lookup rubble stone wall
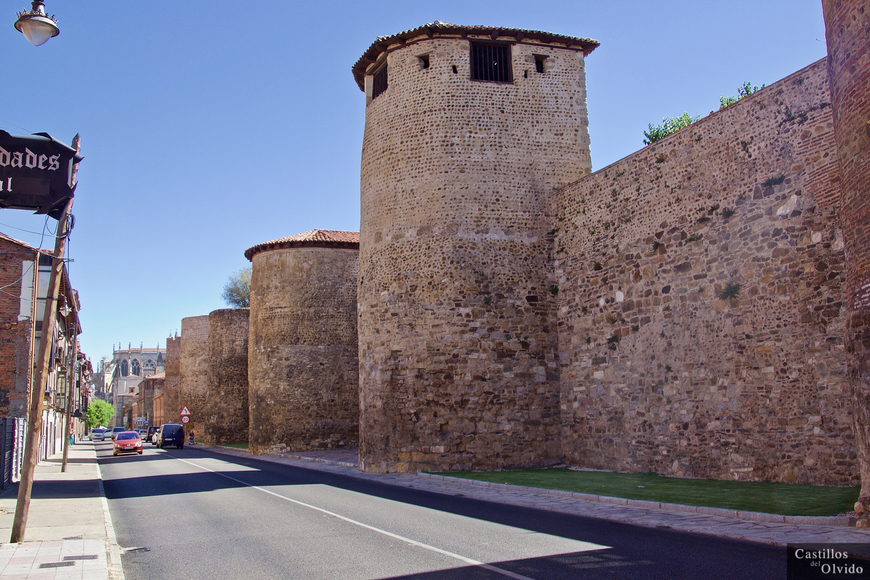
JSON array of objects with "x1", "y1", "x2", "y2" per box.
[
  {"x1": 205, "y1": 308, "x2": 249, "y2": 445},
  {"x1": 553, "y1": 58, "x2": 855, "y2": 485},
  {"x1": 163, "y1": 335, "x2": 181, "y2": 425},
  {"x1": 180, "y1": 315, "x2": 209, "y2": 440},
  {"x1": 248, "y1": 246, "x2": 359, "y2": 454},
  {"x1": 358, "y1": 34, "x2": 593, "y2": 473},
  {"x1": 823, "y1": 0, "x2": 870, "y2": 515}
]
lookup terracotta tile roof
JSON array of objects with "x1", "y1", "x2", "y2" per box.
[
  {"x1": 353, "y1": 21, "x2": 599, "y2": 90},
  {"x1": 245, "y1": 229, "x2": 360, "y2": 261}
]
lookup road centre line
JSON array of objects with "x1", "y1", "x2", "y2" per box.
[{"x1": 176, "y1": 457, "x2": 537, "y2": 580}]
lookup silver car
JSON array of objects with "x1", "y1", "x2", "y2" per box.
[{"x1": 90, "y1": 427, "x2": 106, "y2": 441}]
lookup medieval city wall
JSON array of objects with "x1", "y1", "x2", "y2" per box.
[
  {"x1": 163, "y1": 335, "x2": 181, "y2": 425},
  {"x1": 358, "y1": 32, "x2": 594, "y2": 473},
  {"x1": 553, "y1": 58, "x2": 856, "y2": 485},
  {"x1": 248, "y1": 245, "x2": 359, "y2": 454},
  {"x1": 205, "y1": 308, "x2": 249, "y2": 445},
  {"x1": 180, "y1": 315, "x2": 209, "y2": 440},
  {"x1": 823, "y1": 0, "x2": 870, "y2": 520}
]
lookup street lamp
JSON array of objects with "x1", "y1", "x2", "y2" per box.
[{"x1": 14, "y1": 1, "x2": 58, "y2": 46}]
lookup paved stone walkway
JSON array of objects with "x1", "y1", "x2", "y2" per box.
[{"x1": 0, "y1": 443, "x2": 123, "y2": 580}]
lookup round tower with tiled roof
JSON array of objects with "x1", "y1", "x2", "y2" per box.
[
  {"x1": 355, "y1": 23, "x2": 598, "y2": 473},
  {"x1": 246, "y1": 229, "x2": 360, "y2": 453}
]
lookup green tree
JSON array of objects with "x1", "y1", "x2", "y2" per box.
[
  {"x1": 222, "y1": 266, "x2": 251, "y2": 308},
  {"x1": 86, "y1": 399, "x2": 114, "y2": 428},
  {"x1": 643, "y1": 112, "x2": 700, "y2": 145},
  {"x1": 719, "y1": 81, "x2": 764, "y2": 110}
]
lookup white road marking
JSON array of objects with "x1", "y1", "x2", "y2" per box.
[{"x1": 176, "y1": 457, "x2": 537, "y2": 580}]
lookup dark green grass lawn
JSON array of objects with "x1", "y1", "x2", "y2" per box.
[{"x1": 439, "y1": 468, "x2": 859, "y2": 517}]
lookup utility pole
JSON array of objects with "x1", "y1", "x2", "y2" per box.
[{"x1": 10, "y1": 134, "x2": 79, "y2": 543}]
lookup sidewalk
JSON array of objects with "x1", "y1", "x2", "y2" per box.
[
  {"x1": 0, "y1": 443, "x2": 123, "y2": 580},
  {"x1": 2, "y1": 442, "x2": 869, "y2": 580}
]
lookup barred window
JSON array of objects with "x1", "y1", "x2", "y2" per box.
[
  {"x1": 372, "y1": 64, "x2": 388, "y2": 100},
  {"x1": 470, "y1": 42, "x2": 512, "y2": 83}
]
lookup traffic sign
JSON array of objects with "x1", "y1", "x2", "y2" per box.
[
  {"x1": 181, "y1": 416, "x2": 189, "y2": 424},
  {"x1": 180, "y1": 406, "x2": 191, "y2": 417}
]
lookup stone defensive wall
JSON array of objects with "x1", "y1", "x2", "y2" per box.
[
  {"x1": 823, "y1": 0, "x2": 870, "y2": 520},
  {"x1": 356, "y1": 23, "x2": 597, "y2": 473},
  {"x1": 163, "y1": 334, "x2": 181, "y2": 424},
  {"x1": 246, "y1": 230, "x2": 360, "y2": 454},
  {"x1": 205, "y1": 308, "x2": 249, "y2": 445},
  {"x1": 180, "y1": 315, "x2": 209, "y2": 440},
  {"x1": 552, "y1": 57, "x2": 855, "y2": 485}
]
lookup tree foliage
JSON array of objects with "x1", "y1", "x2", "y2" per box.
[
  {"x1": 222, "y1": 266, "x2": 251, "y2": 308},
  {"x1": 719, "y1": 81, "x2": 764, "y2": 110},
  {"x1": 643, "y1": 82, "x2": 766, "y2": 146},
  {"x1": 643, "y1": 112, "x2": 700, "y2": 145},
  {"x1": 86, "y1": 399, "x2": 114, "y2": 428}
]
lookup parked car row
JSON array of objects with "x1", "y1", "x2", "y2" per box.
[{"x1": 90, "y1": 423, "x2": 187, "y2": 456}]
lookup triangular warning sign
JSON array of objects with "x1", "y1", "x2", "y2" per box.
[{"x1": 180, "y1": 406, "x2": 191, "y2": 416}]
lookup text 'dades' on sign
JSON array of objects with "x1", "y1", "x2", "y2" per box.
[{"x1": 0, "y1": 130, "x2": 83, "y2": 219}]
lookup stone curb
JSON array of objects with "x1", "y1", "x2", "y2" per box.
[
  {"x1": 212, "y1": 446, "x2": 360, "y2": 468},
  {"x1": 276, "y1": 453, "x2": 358, "y2": 468},
  {"x1": 95, "y1": 458, "x2": 126, "y2": 580},
  {"x1": 416, "y1": 472, "x2": 856, "y2": 528}
]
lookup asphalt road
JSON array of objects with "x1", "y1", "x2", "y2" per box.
[{"x1": 97, "y1": 442, "x2": 787, "y2": 579}]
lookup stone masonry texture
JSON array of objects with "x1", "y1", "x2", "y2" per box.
[
  {"x1": 180, "y1": 315, "x2": 209, "y2": 440},
  {"x1": 248, "y1": 234, "x2": 359, "y2": 454},
  {"x1": 553, "y1": 58, "x2": 853, "y2": 485},
  {"x1": 205, "y1": 308, "x2": 249, "y2": 445},
  {"x1": 358, "y1": 26, "x2": 595, "y2": 473},
  {"x1": 823, "y1": 0, "x2": 870, "y2": 520},
  {"x1": 163, "y1": 335, "x2": 181, "y2": 426}
]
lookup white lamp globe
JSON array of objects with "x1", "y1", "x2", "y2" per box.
[{"x1": 15, "y1": 16, "x2": 59, "y2": 46}]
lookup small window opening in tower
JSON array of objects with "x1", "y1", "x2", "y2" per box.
[
  {"x1": 419, "y1": 54, "x2": 430, "y2": 69},
  {"x1": 372, "y1": 63, "x2": 388, "y2": 100},
  {"x1": 534, "y1": 54, "x2": 548, "y2": 73},
  {"x1": 470, "y1": 41, "x2": 513, "y2": 83},
  {"x1": 452, "y1": 65, "x2": 457, "y2": 74}
]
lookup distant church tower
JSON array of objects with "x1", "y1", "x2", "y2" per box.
[{"x1": 354, "y1": 22, "x2": 598, "y2": 473}]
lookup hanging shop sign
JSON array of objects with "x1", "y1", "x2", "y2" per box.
[{"x1": 0, "y1": 130, "x2": 83, "y2": 219}]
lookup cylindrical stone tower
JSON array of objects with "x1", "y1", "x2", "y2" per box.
[
  {"x1": 246, "y1": 230, "x2": 360, "y2": 454},
  {"x1": 180, "y1": 315, "x2": 209, "y2": 441},
  {"x1": 353, "y1": 22, "x2": 598, "y2": 473},
  {"x1": 205, "y1": 308, "x2": 249, "y2": 445},
  {"x1": 823, "y1": 0, "x2": 870, "y2": 527},
  {"x1": 163, "y1": 334, "x2": 181, "y2": 423}
]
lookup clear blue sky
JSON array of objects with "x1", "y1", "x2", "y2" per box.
[{"x1": 0, "y1": 0, "x2": 828, "y2": 365}]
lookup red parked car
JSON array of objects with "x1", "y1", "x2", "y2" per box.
[{"x1": 113, "y1": 431, "x2": 143, "y2": 456}]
